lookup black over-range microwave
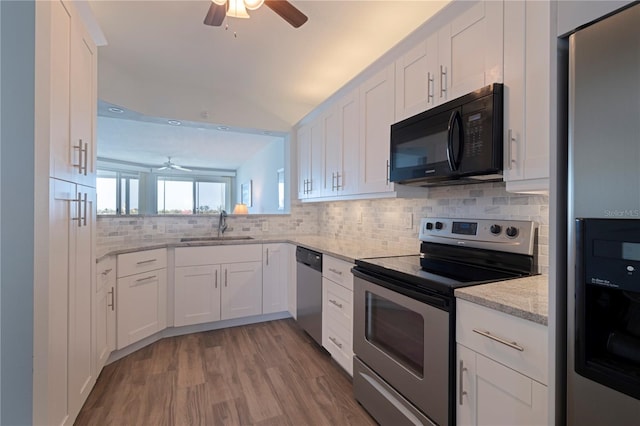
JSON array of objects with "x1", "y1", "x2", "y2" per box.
[{"x1": 390, "y1": 83, "x2": 503, "y2": 186}]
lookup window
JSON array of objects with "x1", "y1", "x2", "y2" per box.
[
  {"x1": 157, "y1": 177, "x2": 228, "y2": 215},
  {"x1": 97, "y1": 170, "x2": 118, "y2": 214}
]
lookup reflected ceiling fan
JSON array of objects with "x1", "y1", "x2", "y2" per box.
[
  {"x1": 157, "y1": 157, "x2": 192, "y2": 172},
  {"x1": 204, "y1": 0, "x2": 308, "y2": 28}
]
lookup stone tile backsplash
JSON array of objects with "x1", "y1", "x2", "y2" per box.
[{"x1": 97, "y1": 182, "x2": 549, "y2": 273}]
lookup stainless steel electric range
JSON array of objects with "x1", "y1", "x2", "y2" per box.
[{"x1": 351, "y1": 217, "x2": 538, "y2": 426}]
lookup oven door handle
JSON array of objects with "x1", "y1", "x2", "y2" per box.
[
  {"x1": 352, "y1": 267, "x2": 451, "y2": 310},
  {"x1": 446, "y1": 109, "x2": 463, "y2": 172}
]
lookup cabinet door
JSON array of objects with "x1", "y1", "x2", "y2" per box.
[
  {"x1": 174, "y1": 265, "x2": 221, "y2": 326},
  {"x1": 297, "y1": 125, "x2": 310, "y2": 199},
  {"x1": 95, "y1": 256, "x2": 115, "y2": 374},
  {"x1": 69, "y1": 18, "x2": 96, "y2": 187},
  {"x1": 117, "y1": 269, "x2": 167, "y2": 349},
  {"x1": 359, "y1": 64, "x2": 395, "y2": 194},
  {"x1": 221, "y1": 261, "x2": 263, "y2": 320},
  {"x1": 457, "y1": 344, "x2": 478, "y2": 426},
  {"x1": 338, "y1": 90, "x2": 360, "y2": 195},
  {"x1": 49, "y1": 0, "x2": 74, "y2": 182},
  {"x1": 308, "y1": 118, "x2": 324, "y2": 198},
  {"x1": 395, "y1": 40, "x2": 430, "y2": 120},
  {"x1": 440, "y1": 1, "x2": 504, "y2": 100},
  {"x1": 68, "y1": 185, "x2": 95, "y2": 417},
  {"x1": 48, "y1": 178, "x2": 73, "y2": 426},
  {"x1": 474, "y1": 352, "x2": 548, "y2": 425},
  {"x1": 263, "y1": 244, "x2": 289, "y2": 314},
  {"x1": 321, "y1": 106, "x2": 341, "y2": 197}
]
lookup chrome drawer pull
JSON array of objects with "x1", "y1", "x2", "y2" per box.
[
  {"x1": 329, "y1": 336, "x2": 343, "y2": 349},
  {"x1": 108, "y1": 287, "x2": 115, "y2": 311},
  {"x1": 329, "y1": 268, "x2": 343, "y2": 276},
  {"x1": 136, "y1": 259, "x2": 157, "y2": 265},
  {"x1": 459, "y1": 360, "x2": 467, "y2": 405},
  {"x1": 329, "y1": 299, "x2": 343, "y2": 309},
  {"x1": 135, "y1": 275, "x2": 157, "y2": 283},
  {"x1": 473, "y1": 329, "x2": 524, "y2": 352}
]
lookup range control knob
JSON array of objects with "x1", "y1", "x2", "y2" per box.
[
  {"x1": 505, "y1": 226, "x2": 519, "y2": 238},
  {"x1": 435, "y1": 221, "x2": 444, "y2": 230},
  {"x1": 426, "y1": 222, "x2": 434, "y2": 230},
  {"x1": 490, "y1": 224, "x2": 502, "y2": 235}
]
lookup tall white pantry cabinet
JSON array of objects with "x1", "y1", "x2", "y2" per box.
[{"x1": 33, "y1": 1, "x2": 99, "y2": 425}]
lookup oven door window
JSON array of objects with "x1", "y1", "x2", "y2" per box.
[{"x1": 365, "y1": 291, "x2": 424, "y2": 377}]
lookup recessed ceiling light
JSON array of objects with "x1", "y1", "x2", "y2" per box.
[
  {"x1": 262, "y1": 131, "x2": 272, "y2": 135},
  {"x1": 167, "y1": 120, "x2": 182, "y2": 126},
  {"x1": 217, "y1": 126, "x2": 230, "y2": 131},
  {"x1": 108, "y1": 107, "x2": 124, "y2": 113}
]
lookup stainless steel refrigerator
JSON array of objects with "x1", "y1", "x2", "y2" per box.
[{"x1": 566, "y1": 3, "x2": 640, "y2": 424}]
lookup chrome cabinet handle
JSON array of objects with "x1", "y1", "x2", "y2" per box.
[
  {"x1": 386, "y1": 160, "x2": 390, "y2": 185},
  {"x1": 329, "y1": 268, "x2": 343, "y2": 276},
  {"x1": 266, "y1": 248, "x2": 269, "y2": 266},
  {"x1": 135, "y1": 274, "x2": 157, "y2": 283},
  {"x1": 473, "y1": 328, "x2": 524, "y2": 352},
  {"x1": 427, "y1": 72, "x2": 434, "y2": 103},
  {"x1": 101, "y1": 268, "x2": 113, "y2": 276},
  {"x1": 73, "y1": 139, "x2": 88, "y2": 175},
  {"x1": 72, "y1": 192, "x2": 82, "y2": 227},
  {"x1": 459, "y1": 360, "x2": 467, "y2": 405},
  {"x1": 331, "y1": 172, "x2": 336, "y2": 191},
  {"x1": 329, "y1": 336, "x2": 343, "y2": 349},
  {"x1": 225, "y1": 269, "x2": 228, "y2": 287},
  {"x1": 136, "y1": 259, "x2": 157, "y2": 265},
  {"x1": 507, "y1": 129, "x2": 517, "y2": 170},
  {"x1": 82, "y1": 192, "x2": 88, "y2": 226},
  {"x1": 108, "y1": 287, "x2": 115, "y2": 311},
  {"x1": 440, "y1": 65, "x2": 447, "y2": 98},
  {"x1": 336, "y1": 172, "x2": 342, "y2": 190},
  {"x1": 215, "y1": 269, "x2": 218, "y2": 289},
  {"x1": 329, "y1": 299, "x2": 343, "y2": 309}
]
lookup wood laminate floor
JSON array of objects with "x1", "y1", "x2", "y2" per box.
[{"x1": 75, "y1": 318, "x2": 376, "y2": 426}]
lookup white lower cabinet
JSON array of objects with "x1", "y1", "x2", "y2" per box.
[
  {"x1": 456, "y1": 299, "x2": 548, "y2": 426},
  {"x1": 262, "y1": 243, "x2": 290, "y2": 315},
  {"x1": 116, "y1": 249, "x2": 168, "y2": 349},
  {"x1": 95, "y1": 256, "x2": 116, "y2": 373},
  {"x1": 322, "y1": 255, "x2": 354, "y2": 376},
  {"x1": 174, "y1": 245, "x2": 263, "y2": 326}
]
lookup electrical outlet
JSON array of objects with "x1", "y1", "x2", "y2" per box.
[
  {"x1": 262, "y1": 221, "x2": 269, "y2": 232},
  {"x1": 403, "y1": 213, "x2": 413, "y2": 229}
]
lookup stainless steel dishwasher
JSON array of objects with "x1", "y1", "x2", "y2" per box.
[{"x1": 295, "y1": 246, "x2": 323, "y2": 346}]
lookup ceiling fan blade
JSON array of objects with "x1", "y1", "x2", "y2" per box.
[
  {"x1": 157, "y1": 166, "x2": 169, "y2": 171},
  {"x1": 265, "y1": 1, "x2": 308, "y2": 28},
  {"x1": 204, "y1": 2, "x2": 226, "y2": 27},
  {"x1": 173, "y1": 165, "x2": 192, "y2": 172}
]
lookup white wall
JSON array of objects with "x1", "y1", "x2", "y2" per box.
[
  {"x1": 0, "y1": 1, "x2": 35, "y2": 423},
  {"x1": 236, "y1": 137, "x2": 285, "y2": 214}
]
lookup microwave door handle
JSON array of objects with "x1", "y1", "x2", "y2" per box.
[{"x1": 447, "y1": 110, "x2": 462, "y2": 171}]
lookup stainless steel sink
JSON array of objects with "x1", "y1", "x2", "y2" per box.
[{"x1": 180, "y1": 236, "x2": 254, "y2": 242}]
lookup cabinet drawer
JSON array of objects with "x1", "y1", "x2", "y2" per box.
[
  {"x1": 456, "y1": 299, "x2": 547, "y2": 385},
  {"x1": 322, "y1": 256, "x2": 354, "y2": 291},
  {"x1": 175, "y1": 244, "x2": 262, "y2": 267},
  {"x1": 325, "y1": 322, "x2": 354, "y2": 376},
  {"x1": 117, "y1": 249, "x2": 167, "y2": 278},
  {"x1": 324, "y1": 278, "x2": 353, "y2": 331}
]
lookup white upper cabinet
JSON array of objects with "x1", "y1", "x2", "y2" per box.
[
  {"x1": 297, "y1": 119, "x2": 323, "y2": 199},
  {"x1": 321, "y1": 89, "x2": 360, "y2": 197},
  {"x1": 395, "y1": 40, "x2": 431, "y2": 121},
  {"x1": 49, "y1": 0, "x2": 97, "y2": 186},
  {"x1": 358, "y1": 64, "x2": 396, "y2": 194},
  {"x1": 440, "y1": 1, "x2": 504, "y2": 100},
  {"x1": 503, "y1": 0, "x2": 554, "y2": 193}
]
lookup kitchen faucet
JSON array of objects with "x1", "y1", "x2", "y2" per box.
[{"x1": 217, "y1": 210, "x2": 228, "y2": 237}]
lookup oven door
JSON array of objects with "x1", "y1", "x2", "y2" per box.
[{"x1": 353, "y1": 271, "x2": 452, "y2": 426}]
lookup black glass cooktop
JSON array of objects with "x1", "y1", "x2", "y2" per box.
[{"x1": 354, "y1": 254, "x2": 524, "y2": 296}]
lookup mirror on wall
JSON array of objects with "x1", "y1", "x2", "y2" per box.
[{"x1": 96, "y1": 101, "x2": 290, "y2": 216}]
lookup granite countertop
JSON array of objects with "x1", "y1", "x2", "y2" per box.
[
  {"x1": 454, "y1": 275, "x2": 549, "y2": 326},
  {"x1": 96, "y1": 235, "x2": 416, "y2": 264}
]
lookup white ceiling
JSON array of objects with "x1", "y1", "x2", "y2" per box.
[{"x1": 89, "y1": 0, "x2": 450, "y2": 169}]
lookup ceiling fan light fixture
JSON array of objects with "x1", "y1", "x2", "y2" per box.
[
  {"x1": 227, "y1": 0, "x2": 250, "y2": 18},
  {"x1": 243, "y1": 0, "x2": 265, "y2": 11}
]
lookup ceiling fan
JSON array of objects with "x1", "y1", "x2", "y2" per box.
[
  {"x1": 157, "y1": 157, "x2": 192, "y2": 172},
  {"x1": 204, "y1": 0, "x2": 308, "y2": 28}
]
